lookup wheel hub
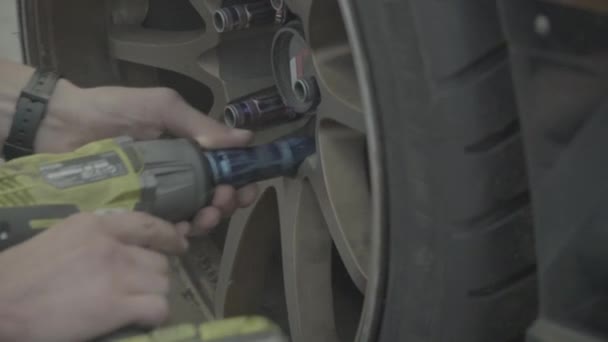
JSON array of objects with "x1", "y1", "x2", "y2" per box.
[{"x1": 271, "y1": 22, "x2": 320, "y2": 114}]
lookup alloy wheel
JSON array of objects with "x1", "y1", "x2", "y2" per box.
[{"x1": 19, "y1": 1, "x2": 385, "y2": 341}]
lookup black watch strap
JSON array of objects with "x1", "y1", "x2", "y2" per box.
[{"x1": 3, "y1": 69, "x2": 60, "y2": 161}]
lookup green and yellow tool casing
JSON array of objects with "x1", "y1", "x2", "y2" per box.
[
  {"x1": 108, "y1": 316, "x2": 287, "y2": 342},
  {"x1": 0, "y1": 137, "x2": 214, "y2": 250}
]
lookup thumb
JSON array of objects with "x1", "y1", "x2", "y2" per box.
[{"x1": 160, "y1": 93, "x2": 253, "y2": 149}]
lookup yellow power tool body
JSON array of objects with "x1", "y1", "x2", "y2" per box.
[
  {"x1": 108, "y1": 317, "x2": 286, "y2": 342},
  {"x1": 0, "y1": 135, "x2": 314, "y2": 250},
  {"x1": 0, "y1": 136, "x2": 310, "y2": 341},
  {"x1": 0, "y1": 136, "x2": 214, "y2": 250}
]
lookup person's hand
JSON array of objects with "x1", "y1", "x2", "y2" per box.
[
  {"x1": 0, "y1": 212, "x2": 189, "y2": 342},
  {"x1": 36, "y1": 81, "x2": 258, "y2": 234}
]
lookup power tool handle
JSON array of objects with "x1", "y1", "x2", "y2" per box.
[{"x1": 0, "y1": 205, "x2": 79, "y2": 251}]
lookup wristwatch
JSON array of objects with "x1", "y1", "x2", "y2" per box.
[{"x1": 3, "y1": 69, "x2": 60, "y2": 161}]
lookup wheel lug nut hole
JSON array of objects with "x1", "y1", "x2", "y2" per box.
[
  {"x1": 293, "y1": 77, "x2": 318, "y2": 105},
  {"x1": 293, "y1": 79, "x2": 308, "y2": 102}
]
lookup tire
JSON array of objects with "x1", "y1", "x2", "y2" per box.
[{"x1": 346, "y1": 1, "x2": 538, "y2": 341}]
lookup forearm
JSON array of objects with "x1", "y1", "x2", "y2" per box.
[{"x1": 0, "y1": 59, "x2": 81, "y2": 153}]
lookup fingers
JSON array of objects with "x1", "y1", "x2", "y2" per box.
[
  {"x1": 123, "y1": 246, "x2": 170, "y2": 275},
  {"x1": 212, "y1": 186, "x2": 238, "y2": 216},
  {"x1": 125, "y1": 295, "x2": 170, "y2": 327},
  {"x1": 175, "y1": 222, "x2": 191, "y2": 243},
  {"x1": 236, "y1": 184, "x2": 259, "y2": 208},
  {"x1": 120, "y1": 268, "x2": 170, "y2": 295},
  {"x1": 99, "y1": 212, "x2": 187, "y2": 255},
  {"x1": 191, "y1": 184, "x2": 260, "y2": 235},
  {"x1": 158, "y1": 91, "x2": 253, "y2": 149},
  {"x1": 192, "y1": 207, "x2": 221, "y2": 235},
  {"x1": 213, "y1": 184, "x2": 259, "y2": 213},
  {"x1": 115, "y1": 248, "x2": 172, "y2": 327}
]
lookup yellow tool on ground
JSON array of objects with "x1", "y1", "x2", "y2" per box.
[{"x1": 108, "y1": 316, "x2": 286, "y2": 342}]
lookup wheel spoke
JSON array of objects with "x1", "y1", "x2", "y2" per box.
[
  {"x1": 108, "y1": 26, "x2": 226, "y2": 114},
  {"x1": 306, "y1": 0, "x2": 371, "y2": 289},
  {"x1": 215, "y1": 181, "x2": 291, "y2": 334},
  {"x1": 311, "y1": 123, "x2": 371, "y2": 291},
  {"x1": 285, "y1": 0, "x2": 313, "y2": 36},
  {"x1": 316, "y1": 78, "x2": 366, "y2": 133},
  {"x1": 308, "y1": 0, "x2": 365, "y2": 133},
  {"x1": 109, "y1": 26, "x2": 217, "y2": 78},
  {"x1": 215, "y1": 156, "x2": 365, "y2": 342},
  {"x1": 279, "y1": 165, "x2": 339, "y2": 342},
  {"x1": 189, "y1": 0, "x2": 220, "y2": 29}
]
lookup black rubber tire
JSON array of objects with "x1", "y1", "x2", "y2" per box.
[{"x1": 349, "y1": 1, "x2": 538, "y2": 341}]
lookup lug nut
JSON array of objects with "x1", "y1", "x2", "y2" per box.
[
  {"x1": 293, "y1": 77, "x2": 319, "y2": 104},
  {"x1": 270, "y1": 0, "x2": 287, "y2": 24},
  {"x1": 274, "y1": 7, "x2": 287, "y2": 24},
  {"x1": 224, "y1": 91, "x2": 299, "y2": 129},
  {"x1": 213, "y1": 1, "x2": 275, "y2": 33},
  {"x1": 270, "y1": 0, "x2": 284, "y2": 10}
]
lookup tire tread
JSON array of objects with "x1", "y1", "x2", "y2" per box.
[{"x1": 352, "y1": 0, "x2": 538, "y2": 341}]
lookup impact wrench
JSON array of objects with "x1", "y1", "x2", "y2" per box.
[{"x1": 0, "y1": 135, "x2": 315, "y2": 250}]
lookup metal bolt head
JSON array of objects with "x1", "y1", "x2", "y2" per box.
[
  {"x1": 224, "y1": 91, "x2": 298, "y2": 129},
  {"x1": 213, "y1": 2, "x2": 274, "y2": 33},
  {"x1": 271, "y1": 0, "x2": 284, "y2": 11},
  {"x1": 293, "y1": 77, "x2": 319, "y2": 104}
]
